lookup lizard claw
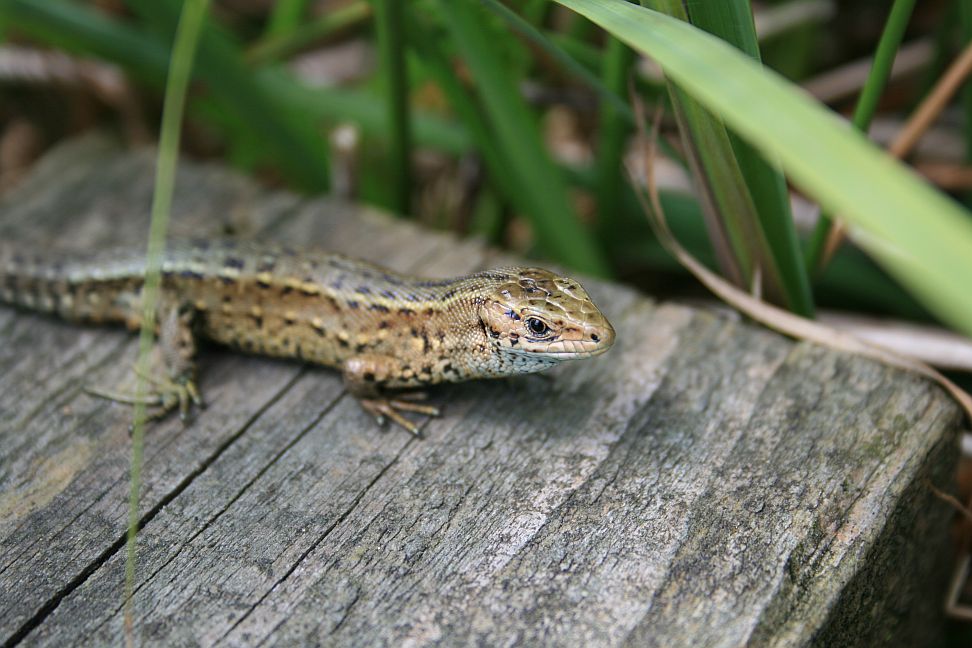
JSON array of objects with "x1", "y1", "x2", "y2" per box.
[
  {"x1": 86, "y1": 374, "x2": 203, "y2": 426},
  {"x1": 357, "y1": 396, "x2": 439, "y2": 437}
]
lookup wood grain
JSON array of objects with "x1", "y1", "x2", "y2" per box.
[{"x1": 0, "y1": 135, "x2": 961, "y2": 647}]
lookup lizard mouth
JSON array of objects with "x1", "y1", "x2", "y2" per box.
[
  {"x1": 540, "y1": 340, "x2": 613, "y2": 358},
  {"x1": 508, "y1": 331, "x2": 615, "y2": 359}
]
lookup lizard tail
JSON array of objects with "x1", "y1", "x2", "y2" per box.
[
  {"x1": 0, "y1": 241, "x2": 144, "y2": 325},
  {"x1": 0, "y1": 241, "x2": 73, "y2": 316}
]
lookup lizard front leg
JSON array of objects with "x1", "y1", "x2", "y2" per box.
[
  {"x1": 342, "y1": 354, "x2": 440, "y2": 436},
  {"x1": 88, "y1": 299, "x2": 203, "y2": 422},
  {"x1": 151, "y1": 300, "x2": 203, "y2": 419}
]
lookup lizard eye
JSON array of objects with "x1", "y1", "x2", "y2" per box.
[{"x1": 526, "y1": 317, "x2": 550, "y2": 337}]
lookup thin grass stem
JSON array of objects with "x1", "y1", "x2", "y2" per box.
[{"x1": 123, "y1": 1, "x2": 210, "y2": 645}]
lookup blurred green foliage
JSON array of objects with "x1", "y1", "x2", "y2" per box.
[{"x1": 4, "y1": 0, "x2": 972, "y2": 331}]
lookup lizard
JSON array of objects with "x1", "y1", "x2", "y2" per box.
[{"x1": 0, "y1": 239, "x2": 616, "y2": 435}]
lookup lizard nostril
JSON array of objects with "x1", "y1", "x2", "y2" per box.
[{"x1": 590, "y1": 333, "x2": 600, "y2": 343}]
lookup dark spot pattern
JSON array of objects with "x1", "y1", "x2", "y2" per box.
[{"x1": 257, "y1": 259, "x2": 276, "y2": 273}]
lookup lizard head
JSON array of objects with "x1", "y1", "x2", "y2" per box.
[{"x1": 478, "y1": 268, "x2": 615, "y2": 363}]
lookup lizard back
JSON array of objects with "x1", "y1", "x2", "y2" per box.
[{"x1": 0, "y1": 240, "x2": 542, "y2": 382}]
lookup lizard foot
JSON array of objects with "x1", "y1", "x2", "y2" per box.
[
  {"x1": 86, "y1": 369, "x2": 203, "y2": 425},
  {"x1": 357, "y1": 396, "x2": 440, "y2": 437}
]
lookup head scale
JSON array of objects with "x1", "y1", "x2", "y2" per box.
[{"x1": 478, "y1": 268, "x2": 615, "y2": 367}]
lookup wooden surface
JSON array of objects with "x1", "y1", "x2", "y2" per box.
[{"x1": 0, "y1": 135, "x2": 962, "y2": 647}]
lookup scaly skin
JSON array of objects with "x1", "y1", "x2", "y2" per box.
[{"x1": 0, "y1": 239, "x2": 616, "y2": 434}]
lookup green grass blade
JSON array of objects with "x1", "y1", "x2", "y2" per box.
[
  {"x1": 557, "y1": 0, "x2": 972, "y2": 335},
  {"x1": 683, "y1": 0, "x2": 814, "y2": 317},
  {"x1": 406, "y1": 12, "x2": 523, "y2": 207},
  {"x1": 958, "y1": 0, "x2": 972, "y2": 199},
  {"x1": 479, "y1": 0, "x2": 633, "y2": 123},
  {"x1": 667, "y1": 84, "x2": 758, "y2": 287},
  {"x1": 2, "y1": 1, "x2": 471, "y2": 160},
  {"x1": 373, "y1": 0, "x2": 412, "y2": 215},
  {"x1": 255, "y1": 69, "x2": 471, "y2": 154},
  {"x1": 249, "y1": 1, "x2": 370, "y2": 64},
  {"x1": 522, "y1": 0, "x2": 550, "y2": 25},
  {"x1": 1, "y1": 0, "x2": 170, "y2": 82},
  {"x1": 594, "y1": 36, "x2": 634, "y2": 241},
  {"x1": 264, "y1": 0, "x2": 311, "y2": 38},
  {"x1": 646, "y1": 0, "x2": 786, "y2": 298},
  {"x1": 6, "y1": 1, "x2": 472, "y2": 181},
  {"x1": 126, "y1": 0, "x2": 331, "y2": 192},
  {"x1": 805, "y1": 0, "x2": 917, "y2": 272},
  {"x1": 432, "y1": 0, "x2": 609, "y2": 275},
  {"x1": 5, "y1": 0, "x2": 330, "y2": 190},
  {"x1": 124, "y1": 0, "x2": 210, "y2": 636}
]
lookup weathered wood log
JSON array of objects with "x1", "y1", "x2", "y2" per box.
[{"x1": 0, "y1": 135, "x2": 961, "y2": 647}]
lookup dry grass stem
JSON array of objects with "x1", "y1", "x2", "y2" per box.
[{"x1": 628, "y1": 97, "x2": 972, "y2": 424}]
